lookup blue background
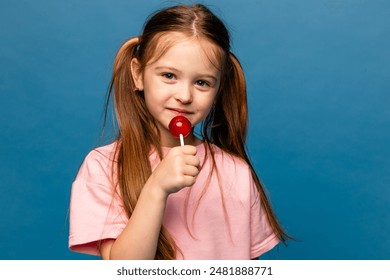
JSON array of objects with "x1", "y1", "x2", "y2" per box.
[{"x1": 0, "y1": 0, "x2": 389, "y2": 260}]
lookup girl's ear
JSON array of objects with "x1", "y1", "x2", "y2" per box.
[{"x1": 130, "y1": 58, "x2": 144, "y2": 91}]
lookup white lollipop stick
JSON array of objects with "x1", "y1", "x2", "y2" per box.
[{"x1": 180, "y1": 134, "x2": 184, "y2": 146}]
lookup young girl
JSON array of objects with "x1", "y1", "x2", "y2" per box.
[{"x1": 69, "y1": 3, "x2": 289, "y2": 260}]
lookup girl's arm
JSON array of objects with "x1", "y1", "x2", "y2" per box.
[
  {"x1": 100, "y1": 181, "x2": 168, "y2": 259},
  {"x1": 99, "y1": 145, "x2": 200, "y2": 260}
]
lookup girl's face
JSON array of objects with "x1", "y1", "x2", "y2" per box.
[{"x1": 132, "y1": 33, "x2": 221, "y2": 147}]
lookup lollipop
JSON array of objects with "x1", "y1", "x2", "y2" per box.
[{"x1": 168, "y1": 115, "x2": 192, "y2": 146}]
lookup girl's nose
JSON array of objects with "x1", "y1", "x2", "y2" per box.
[{"x1": 174, "y1": 84, "x2": 193, "y2": 104}]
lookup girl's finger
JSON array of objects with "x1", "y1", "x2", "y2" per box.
[
  {"x1": 184, "y1": 165, "x2": 200, "y2": 177},
  {"x1": 184, "y1": 155, "x2": 200, "y2": 168}
]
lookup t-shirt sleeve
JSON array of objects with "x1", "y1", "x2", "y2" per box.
[
  {"x1": 68, "y1": 148, "x2": 128, "y2": 256},
  {"x1": 249, "y1": 174, "x2": 280, "y2": 259}
]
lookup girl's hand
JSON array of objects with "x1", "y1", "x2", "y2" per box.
[{"x1": 147, "y1": 145, "x2": 200, "y2": 196}]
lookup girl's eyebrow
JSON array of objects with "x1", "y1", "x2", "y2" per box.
[
  {"x1": 155, "y1": 66, "x2": 182, "y2": 73},
  {"x1": 154, "y1": 66, "x2": 218, "y2": 82}
]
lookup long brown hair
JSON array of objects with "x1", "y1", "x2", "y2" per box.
[{"x1": 104, "y1": 4, "x2": 290, "y2": 260}]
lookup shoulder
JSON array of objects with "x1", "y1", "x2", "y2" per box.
[
  {"x1": 202, "y1": 144, "x2": 254, "y2": 191},
  {"x1": 75, "y1": 141, "x2": 119, "y2": 184},
  {"x1": 86, "y1": 141, "x2": 118, "y2": 162},
  {"x1": 207, "y1": 144, "x2": 251, "y2": 175}
]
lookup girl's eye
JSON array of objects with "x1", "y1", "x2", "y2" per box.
[
  {"x1": 195, "y1": 80, "x2": 209, "y2": 87},
  {"x1": 162, "y1": 73, "x2": 176, "y2": 80}
]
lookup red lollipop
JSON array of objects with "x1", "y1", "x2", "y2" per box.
[{"x1": 168, "y1": 115, "x2": 192, "y2": 146}]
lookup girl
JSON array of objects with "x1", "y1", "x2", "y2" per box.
[{"x1": 69, "y1": 3, "x2": 289, "y2": 260}]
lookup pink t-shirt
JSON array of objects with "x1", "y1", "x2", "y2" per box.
[{"x1": 69, "y1": 142, "x2": 279, "y2": 259}]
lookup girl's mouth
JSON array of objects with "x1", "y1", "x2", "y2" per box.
[{"x1": 168, "y1": 108, "x2": 192, "y2": 115}]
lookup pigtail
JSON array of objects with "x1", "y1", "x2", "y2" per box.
[
  {"x1": 209, "y1": 52, "x2": 248, "y2": 157},
  {"x1": 110, "y1": 36, "x2": 152, "y2": 214}
]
